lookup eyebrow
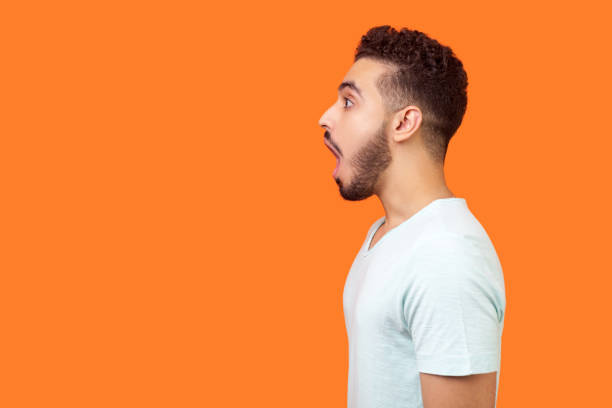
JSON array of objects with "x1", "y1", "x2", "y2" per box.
[{"x1": 338, "y1": 80, "x2": 363, "y2": 99}]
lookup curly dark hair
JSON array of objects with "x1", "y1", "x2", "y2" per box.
[{"x1": 355, "y1": 25, "x2": 468, "y2": 163}]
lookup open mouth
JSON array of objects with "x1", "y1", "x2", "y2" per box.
[
  {"x1": 324, "y1": 140, "x2": 341, "y2": 158},
  {"x1": 324, "y1": 140, "x2": 341, "y2": 177}
]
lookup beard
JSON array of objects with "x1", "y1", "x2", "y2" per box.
[{"x1": 336, "y1": 118, "x2": 392, "y2": 201}]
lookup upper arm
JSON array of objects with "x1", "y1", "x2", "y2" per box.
[
  {"x1": 402, "y1": 233, "x2": 505, "y2": 377},
  {"x1": 420, "y1": 371, "x2": 497, "y2": 408}
]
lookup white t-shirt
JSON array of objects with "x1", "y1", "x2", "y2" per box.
[{"x1": 343, "y1": 197, "x2": 506, "y2": 408}]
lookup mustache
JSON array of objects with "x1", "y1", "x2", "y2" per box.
[{"x1": 324, "y1": 130, "x2": 342, "y2": 157}]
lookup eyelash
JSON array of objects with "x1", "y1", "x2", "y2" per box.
[{"x1": 343, "y1": 97, "x2": 354, "y2": 110}]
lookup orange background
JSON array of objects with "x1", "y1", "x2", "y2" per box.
[{"x1": 1, "y1": 1, "x2": 611, "y2": 406}]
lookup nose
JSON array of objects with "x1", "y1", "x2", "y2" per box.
[
  {"x1": 318, "y1": 104, "x2": 333, "y2": 130},
  {"x1": 318, "y1": 115, "x2": 327, "y2": 130}
]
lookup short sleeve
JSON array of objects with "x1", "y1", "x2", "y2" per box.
[{"x1": 401, "y1": 233, "x2": 505, "y2": 376}]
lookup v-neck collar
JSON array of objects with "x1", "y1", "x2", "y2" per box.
[{"x1": 362, "y1": 197, "x2": 466, "y2": 257}]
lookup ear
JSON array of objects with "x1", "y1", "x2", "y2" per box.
[{"x1": 391, "y1": 105, "x2": 423, "y2": 143}]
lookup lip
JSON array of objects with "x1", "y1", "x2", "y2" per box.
[{"x1": 324, "y1": 139, "x2": 341, "y2": 159}]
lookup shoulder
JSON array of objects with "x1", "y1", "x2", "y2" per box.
[
  {"x1": 403, "y1": 232, "x2": 506, "y2": 320},
  {"x1": 404, "y1": 231, "x2": 505, "y2": 294},
  {"x1": 410, "y1": 231, "x2": 484, "y2": 263}
]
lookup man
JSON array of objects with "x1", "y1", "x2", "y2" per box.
[{"x1": 318, "y1": 26, "x2": 506, "y2": 408}]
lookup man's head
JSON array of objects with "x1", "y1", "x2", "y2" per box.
[{"x1": 319, "y1": 25, "x2": 468, "y2": 201}]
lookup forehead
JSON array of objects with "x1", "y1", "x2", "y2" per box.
[{"x1": 340, "y1": 57, "x2": 391, "y2": 100}]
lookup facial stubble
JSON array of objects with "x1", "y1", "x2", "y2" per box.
[{"x1": 337, "y1": 118, "x2": 392, "y2": 201}]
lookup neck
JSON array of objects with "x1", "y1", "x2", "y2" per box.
[{"x1": 376, "y1": 152, "x2": 455, "y2": 230}]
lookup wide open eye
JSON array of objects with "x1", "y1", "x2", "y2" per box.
[{"x1": 343, "y1": 97, "x2": 354, "y2": 109}]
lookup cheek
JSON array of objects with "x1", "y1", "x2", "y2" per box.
[
  {"x1": 348, "y1": 111, "x2": 378, "y2": 135},
  {"x1": 343, "y1": 123, "x2": 372, "y2": 149},
  {"x1": 337, "y1": 109, "x2": 381, "y2": 151}
]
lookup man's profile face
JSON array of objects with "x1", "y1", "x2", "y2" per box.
[{"x1": 319, "y1": 58, "x2": 393, "y2": 201}]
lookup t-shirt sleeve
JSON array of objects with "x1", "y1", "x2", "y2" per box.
[{"x1": 401, "y1": 233, "x2": 505, "y2": 376}]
